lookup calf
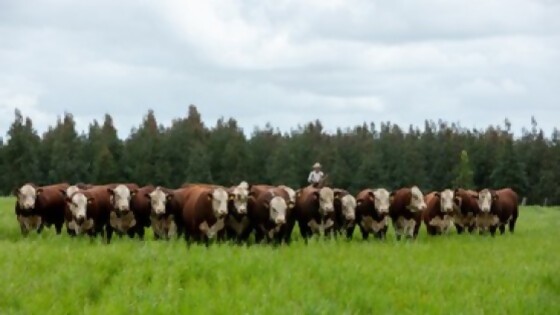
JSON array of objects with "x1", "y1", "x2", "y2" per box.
[
  {"x1": 355, "y1": 188, "x2": 391, "y2": 240},
  {"x1": 476, "y1": 188, "x2": 519, "y2": 236},
  {"x1": 14, "y1": 183, "x2": 69, "y2": 236},
  {"x1": 423, "y1": 190, "x2": 455, "y2": 236},
  {"x1": 389, "y1": 186, "x2": 427, "y2": 240}
]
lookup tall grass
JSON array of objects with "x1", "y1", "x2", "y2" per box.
[{"x1": 0, "y1": 197, "x2": 559, "y2": 314}]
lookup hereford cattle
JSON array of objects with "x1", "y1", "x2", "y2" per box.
[
  {"x1": 61, "y1": 185, "x2": 85, "y2": 236},
  {"x1": 389, "y1": 186, "x2": 427, "y2": 240},
  {"x1": 453, "y1": 188, "x2": 480, "y2": 234},
  {"x1": 14, "y1": 183, "x2": 69, "y2": 236},
  {"x1": 224, "y1": 181, "x2": 253, "y2": 242},
  {"x1": 476, "y1": 188, "x2": 519, "y2": 236},
  {"x1": 64, "y1": 185, "x2": 114, "y2": 243},
  {"x1": 332, "y1": 189, "x2": 356, "y2": 239},
  {"x1": 294, "y1": 186, "x2": 337, "y2": 240},
  {"x1": 247, "y1": 187, "x2": 289, "y2": 244},
  {"x1": 106, "y1": 184, "x2": 139, "y2": 237},
  {"x1": 355, "y1": 188, "x2": 391, "y2": 240},
  {"x1": 126, "y1": 185, "x2": 156, "y2": 239},
  {"x1": 180, "y1": 185, "x2": 229, "y2": 245},
  {"x1": 145, "y1": 186, "x2": 178, "y2": 240},
  {"x1": 423, "y1": 190, "x2": 455, "y2": 236}
]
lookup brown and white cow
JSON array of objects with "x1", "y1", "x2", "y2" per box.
[
  {"x1": 475, "y1": 188, "x2": 519, "y2": 236},
  {"x1": 225, "y1": 181, "x2": 253, "y2": 242},
  {"x1": 355, "y1": 188, "x2": 391, "y2": 240},
  {"x1": 146, "y1": 186, "x2": 177, "y2": 240},
  {"x1": 389, "y1": 186, "x2": 427, "y2": 240},
  {"x1": 64, "y1": 185, "x2": 114, "y2": 243},
  {"x1": 106, "y1": 184, "x2": 139, "y2": 237},
  {"x1": 248, "y1": 187, "x2": 289, "y2": 244},
  {"x1": 332, "y1": 189, "x2": 356, "y2": 239},
  {"x1": 423, "y1": 189, "x2": 455, "y2": 236},
  {"x1": 452, "y1": 189, "x2": 480, "y2": 234},
  {"x1": 180, "y1": 185, "x2": 229, "y2": 245},
  {"x1": 294, "y1": 185, "x2": 337, "y2": 240},
  {"x1": 127, "y1": 185, "x2": 155, "y2": 239},
  {"x1": 14, "y1": 183, "x2": 69, "y2": 235}
]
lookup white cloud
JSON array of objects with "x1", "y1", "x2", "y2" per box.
[{"x1": 0, "y1": 0, "x2": 558, "y2": 139}]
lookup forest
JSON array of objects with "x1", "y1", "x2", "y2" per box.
[{"x1": 0, "y1": 105, "x2": 558, "y2": 205}]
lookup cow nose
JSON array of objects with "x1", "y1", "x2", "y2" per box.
[
  {"x1": 238, "y1": 207, "x2": 247, "y2": 214},
  {"x1": 276, "y1": 217, "x2": 286, "y2": 225}
]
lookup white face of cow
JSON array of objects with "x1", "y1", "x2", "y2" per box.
[
  {"x1": 17, "y1": 184, "x2": 38, "y2": 210},
  {"x1": 269, "y1": 196, "x2": 287, "y2": 225},
  {"x1": 439, "y1": 189, "x2": 455, "y2": 213},
  {"x1": 109, "y1": 185, "x2": 134, "y2": 213},
  {"x1": 231, "y1": 184, "x2": 249, "y2": 215},
  {"x1": 68, "y1": 192, "x2": 89, "y2": 222},
  {"x1": 148, "y1": 188, "x2": 168, "y2": 216},
  {"x1": 66, "y1": 186, "x2": 80, "y2": 198},
  {"x1": 477, "y1": 189, "x2": 493, "y2": 213},
  {"x1": 280, "y1": 186, "x2": 296, "y2": 208},
  {"x1": 318, "y1": 187, "x2": 335, "y2": 215},
  {"x1": 341, "y1": 195, "x2": 356, "y2": 221},
  {"x1": 408, "y1": 186, "x2": 427, "y2": 212},
  {"x1": 373, "y1": 189, "x2": 391, "y2": 214},
  {"x1": 211, "y1": 188, "x2": 229, "y2": 218}
]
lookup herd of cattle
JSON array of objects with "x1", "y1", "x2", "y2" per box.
[{"x1": 12, "y1": 182, "x2": 519, "y2": 244}]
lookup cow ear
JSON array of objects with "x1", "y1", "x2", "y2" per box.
[
  {"x1": 356, "y1": 199, "x2": 363, "y2": 207},
  {"x1": 130, "y1": 189, "x2": 138, "y2": 197},
  {"x1": 66, "y1": 197, "x2": 72, "y2": 204},
  {"x1": 36, "y1": 188, "x2": 43, "y2": 196},
  {"x1": 435, "y1": 192, "x2": 441, "y2": 198},
  {"x1": 13, "y1": 187, "x2": 20, "y2": 196},
  {"x1": 312, "y1": 191, "x2": 319, "y2": 200},
  {"x1": 145, "y1": 193, "x2": 151, "y2": 200},
  {"x1": 288, "y1": 201, "x2": 295, "y2": 208},
  {"x1": 87, "y1": 197, "x2": 94, "y2": 205},
  {"x1": 453, "y1": 196, "x2": 462, "y2": 206},
  {"x1": 263, "y1": 202, "x2": 270, "y2": 209},
  {"x1": 207, "y1": 193, "x2": 213, "y2": 201},
  {"x1": 60, "y1": 189, "x2": 67, "y2": 197},
  {"x1": 492, "y1": 194, "x2": 499, "y2": 201},
  {"x1": 107, "y1": 188, "x2": 114, "y2": 195},
  {"x1": 295, "y1": 190, "x2": 302, "y2": 198},
  {"x1": 229, "y1": 194, "x2": 235, "y2": 201},
  {"x1": 334, "y1": 191, "x2": 341, "y2": 199},
  {"x1": 166, "y1": 193, "x2": 174, "y2": 201},
  {"x1": 389, "y1": 191, "x2": 396, "y2": 203}
]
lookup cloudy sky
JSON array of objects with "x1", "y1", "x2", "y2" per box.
[{"x1": 1, "y1": 0, "x2": 559, "y2": 138}]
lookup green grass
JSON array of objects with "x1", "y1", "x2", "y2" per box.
[{"x1": 1, "y1": 197, "x2": 559, "y2": 314}]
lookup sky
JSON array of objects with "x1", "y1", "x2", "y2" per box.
[{"x1": 0, "y1": 0, "x2": 559, "y2": 138}]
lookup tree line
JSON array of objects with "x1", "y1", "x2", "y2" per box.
[{"x1": 1, "y1": 105, "x2": 559, "y2": 205}]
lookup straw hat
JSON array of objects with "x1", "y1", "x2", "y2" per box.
[{"x1": 312, "y1": 162, "x2": 321, "y2": 169}]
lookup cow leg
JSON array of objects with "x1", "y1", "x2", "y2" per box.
[
  {"x1": 105, "y1": 226, "x2": 114, "y2": 244},
  {"x1": 499, "y1": 224, "x2": 506, "y2": 235},
  {"x1": 36, "y1": 224, "x2": 44, "y2": 234},
  {"x1": 413, "y1": 223, "x2": 420, "y2": 239},
  {"x1": 54, "y1": 222, "x2": 63, "y2": 235},
  {"x1": 467, "y1": 225, "x2": 476, "y2": 234},
  {"x1": 255, "y1": 230, "x2": 265, "y2": 244},
  {"x1": 489, "y1": 226, "x2": 497, "y2": 237},
  {"x1": 359, "y1": 225, "x2": 370, "y2": 240},
  {"x1": 509, "y1": 218, "x2": 517, "y2": 233},
  {"x1": 345, "y1": 227, "x2": 354, "y2": 240},
  {"x1": 455, "y1": 224, "x2": 464, "y2": 235},
  {"x1": 137, "y1": 227, "x2": 145, "y2": 240}
]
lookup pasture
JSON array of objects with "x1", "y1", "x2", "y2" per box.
[{"x1": 0, "y1": 197, "x2": 559, "y2": 314}]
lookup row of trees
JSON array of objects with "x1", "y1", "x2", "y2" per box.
[{"x1": 1, "y1": 105, "x2": 559, "y2": 205}]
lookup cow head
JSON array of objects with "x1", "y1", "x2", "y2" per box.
[
  {"x1": 208, "y1": 187, "x2": 229, "y2": 219},
  {"x1": 372, "y1": 188, "x2": 391, "y2": 214},
  {"x1": 16, "y1": 184, "x2": 40, "y2": 210},
  {"x1": 66, "y1": 192, "x2": 92, "y2": 224},
  {"x1": 279, "y1": 185, "x2": 296, "y2": 209},
  {"x1": 437, "y1": 189, "x2": 455, "y2": 213},
  {"x1": 107, "y1": 185, "x2": 137, "y2": 214},
  {"x1": 407, "y1": 186, "x2": 427, "y2": 212},
  {"x1": 147, "y1": 187, "x2": 172, "y2": 216},
  {"x1": 340, "y1": 194, "x2": 356, "y2": 221},
  {"x1": 229, "y1": 182, "x2": 250, "y2": 215},
  {"x1": 264, "y1": 194, "x2": 287, "y2": 225},
  {"x1": 477, "y1": 189, "x2": 497, "y2": 213},
  {"x1": 314, "y1": 187, "x2": 334, "y2": 216},
  {"x1": 63, "y1": 185, "x2": 81, "y2": 198}
]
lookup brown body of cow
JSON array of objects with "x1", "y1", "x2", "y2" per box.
[
  {"x1": 293, "y1": 185, "x2": 337, "y2": 241},
  {"x1": 67, "y1": 185, "x2": 115, "y2": 243},
  {"x1": 476, "y1": 188, "x2": 519, "y2": 236},
  {"x1": 247, "y1": 186, "x2": 290, "y2": 244},
  {"x1": 128, "y1": 185, "x2": 155, "y2": 239},
  {"x1": 15, "y1": 183, "x2": 69, "y2": 235},
  {"x1": 423, "y1": 191, "x2": 454, "y2": 236},
  {"x1": 388, "y1": 186, "x2": 427, "y2": 240},
  {"x1": 179, "y1": 185, "x2": 229, "y2": 246},
  {"x1": 355, "y1": 189, "x2": 390, "y2": 240},
  {"x1": 453, "y1": 189, "x2": 480, "y2": 234}
]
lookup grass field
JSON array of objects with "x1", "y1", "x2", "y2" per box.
[{"x1": 0, "y1": 197, "x2": 559, "y2": 314}]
